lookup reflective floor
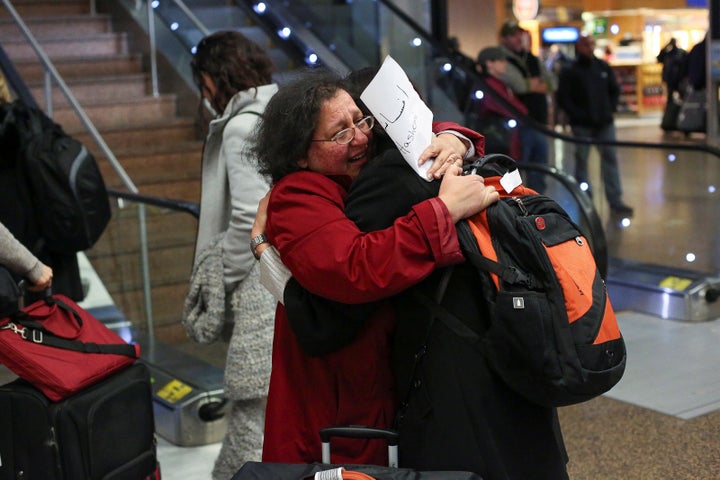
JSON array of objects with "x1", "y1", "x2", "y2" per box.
[{"x1": 576, "y1": 114, "x2": 720, "y2": 274}]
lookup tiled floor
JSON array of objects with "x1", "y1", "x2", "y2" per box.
[{"x1": 606, "y1": 311, "x2": 720, "y2": 420}]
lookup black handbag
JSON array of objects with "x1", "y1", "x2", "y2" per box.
[{"x1": 676, "y1": 89, "x2": 707, "y2": 133}]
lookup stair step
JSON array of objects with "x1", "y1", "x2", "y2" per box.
[
  {"x1": 89, "y1": 240, "x2": 194, "y2": 292},
  {"x1": 136, "y1": 179, "x2": 201, "y2": 203},
  {"x1": 0, "y1": 14, "x2": 111, "y2": 39},
  {"x1": 13, "y1": 53, "x2": 144, "y2": 81},
  {"x1": 28, "y1": 73, "x2": 150, "y2": 106},
  {"x1": 72, "y1": 118, "x2": 201, "y2": 149},
  {"x1": 92, "y1": 209, "x2": 197, "y2": 256},
  {"x1": 98, "y1": 142, "x2": 202, "y2": 186},
  {"x1": 2, "y1": 32, "x2": 128, "y2": 60},
  {"x1": 0, "y1": 0, "x2": 90, "y2": 18},
  {"x1": 50, "y1": 94, "x2": 180, "y2": 131}
]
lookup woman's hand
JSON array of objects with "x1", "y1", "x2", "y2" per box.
[
  {"x1": 251, "y1": 189, "x2": 272, "y2": 258},
  {"x1": 27, "y1": 264, "x2": 52, "y2": 292},
  {"x1": 419, "y1": 133, "x2": 468, "y2": 180},
  {"x1": 438, "y1": 167, "x2": 499, "y2": 223}
]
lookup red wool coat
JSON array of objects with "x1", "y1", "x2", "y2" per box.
[
  {"x1": 261, "y1": 123, "x2": 484, "y2": 466},
  {"x1": 261, "y1": 171, "x2": 463, "y2": 465}
]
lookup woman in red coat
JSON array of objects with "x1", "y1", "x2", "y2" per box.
[{"x1": 249, "y1": 71, "x2": 497, "y2": 466}]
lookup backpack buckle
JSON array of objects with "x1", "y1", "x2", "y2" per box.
[{"x1": 504, "y1": 266, "x2": 533, "y2": 288}]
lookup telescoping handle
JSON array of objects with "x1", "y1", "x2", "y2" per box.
[{"x1": 319, "y1": 426, "x2": 399, "y2": 468}]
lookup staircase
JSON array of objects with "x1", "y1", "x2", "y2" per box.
[{"x1": 0, "y1": 0, "x2": 203, "y2": 343}]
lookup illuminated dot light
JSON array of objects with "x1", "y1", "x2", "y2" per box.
[
  {"x1": 474, "y1": 90, "x2": 484, "y2": 100},
  {"x1": 621, "y1": 218, "x2": 631, "y2": 227},
  {"x1": 709, "y1": 185, "x2": 716, "y2": 193},
  {"x1": 686, "y1": 253, "x2": 696, "y2": 263},
  {"x1": 507, "y1": 119, "x2": 517, "y2": 128},
  {"x1": 254, "y1": 2, "x2": 267, "y2": 14},
  {"x1": 411, "y1": 37, "x2": 422, "y2": 47},
  {"x1": 278, "y1": 27, "x2": 291, "y2": 39},
  {"x1": 667, "y1": 153, "x2": 676, "y2": 162},
  {"x1": 442, "y1": 62, "x2": 452, "y2": 72},
  {"x1": 579, "y1": 182, "x2": 590, "y2": 192},
  {"x1": 306, "y1": 53, "x2": 318, "y2": 65},
  {"x1": 151, "y1": 1, "x2": 159, "y2": 8},
  {"x1": 170, "y1": 22, "x2": 179, "y2": 31}
]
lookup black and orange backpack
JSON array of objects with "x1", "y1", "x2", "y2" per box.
[{"x1": 437, "y1": 153, "x2": 626, "y2": 407}]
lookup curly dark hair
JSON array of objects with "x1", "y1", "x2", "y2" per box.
[
  {"x1": 250, "y1": 69, "x2": 347, "y2": 183},
  {"x1": 190, "y1": 30, "x2": 274, "y2": 114}
]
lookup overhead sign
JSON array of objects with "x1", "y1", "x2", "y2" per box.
[{"x1": 542, "y1": 27, "x2": 580, "y2": 44}]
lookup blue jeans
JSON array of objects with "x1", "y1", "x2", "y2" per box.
[
  {"x1": 571, "y1": 123, "x2": 623, "y2": 206},
  {"x1": 519, "y1": 126, "x2": 549, "y2": 194}
]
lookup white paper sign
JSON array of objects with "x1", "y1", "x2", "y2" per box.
[{"x1": 360, "y1": 56, "x2": 434, "y2": 181}]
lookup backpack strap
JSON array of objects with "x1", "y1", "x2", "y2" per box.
[
  {"x1": 462, "y1": 249, "x2": 533, "y2": 288},
  {"x1": 456, "y1": 219, "x2": 533, "y2": 288},
  {"x1": 411, "y1": 283, "x2": 483, "y2": 347},
  {"x1": 396, "y1": 266, "x2": 455, "y2": 412}
]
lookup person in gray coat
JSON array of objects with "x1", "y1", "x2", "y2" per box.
[
  {"x1": 0, "y1": 220, "x2": 52, "y2": 291},
  {"x1": 184, "y1": 30, "x2": 277, "y2": 480}
]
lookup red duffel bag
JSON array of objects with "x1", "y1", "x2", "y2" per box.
[{"x1": 0, "y1": 294, "x2": 139, "y2": 401}]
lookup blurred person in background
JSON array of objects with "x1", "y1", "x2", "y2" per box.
[{"x1": 556, "y1": 34, "x2": 633, "y2": 216}]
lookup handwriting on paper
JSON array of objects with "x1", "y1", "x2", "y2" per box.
[{"x1": 360, "y1": 56, "x2": 434, "y2": 181}]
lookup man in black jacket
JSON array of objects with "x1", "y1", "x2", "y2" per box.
[{"x1": 557, "y1": 34, "x2": 634, "y2": 216}]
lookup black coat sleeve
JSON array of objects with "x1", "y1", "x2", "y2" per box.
[{"x1": 282, "y1": 149, "x2": 440, "y2": 356}]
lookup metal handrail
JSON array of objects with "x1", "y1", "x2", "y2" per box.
[
  {"x1": 1, "y1": 0, "x2": 155, "y2": 333},
  {"x1": 107, "y1": 188, "x2": 200, "y2": 219}
]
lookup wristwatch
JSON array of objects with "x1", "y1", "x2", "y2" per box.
[{"x1": 250, "y1": 234, "x2": 269, "y2": 260}]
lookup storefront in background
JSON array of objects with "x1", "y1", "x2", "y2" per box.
[{"x1": 528, "y1": 7, "x2": 708, "y2": 114}]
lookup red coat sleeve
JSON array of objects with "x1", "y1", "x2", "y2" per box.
[
  {"x1": 266, "y1": 171, "x2": 463, "y2": 304},
  {"x1": 433, "y1": 121, "x2": 485, "y2": 156}
]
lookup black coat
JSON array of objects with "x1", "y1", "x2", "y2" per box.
[
  {"x1": 285, "y1": 149, "x2": 568, "y2": 479},
  {"x1": 0, "y1": 102, "x2": 83, "y2": 301},
  {"x1": 557, "y1": 55, "x2": 620, "y2": 129}
]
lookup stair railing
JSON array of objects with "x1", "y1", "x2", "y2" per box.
[
  {"x1": 136, "y1": 0, "x2": 211, "y2": 98},
  {"x1": 1, "y1": 0, "x2": 156, "y2": 336}
]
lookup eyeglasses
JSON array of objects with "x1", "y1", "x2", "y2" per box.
[{"x1": 311, "y1": 116, "x2": 375, "y2": 145}]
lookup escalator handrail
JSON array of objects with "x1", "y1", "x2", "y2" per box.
[{"x1": 107, "y1": 188, "x2": 200, "y2": 219}]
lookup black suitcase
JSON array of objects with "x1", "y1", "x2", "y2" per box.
[
  {"x1": 232, "y1": 427, "x2": 482, "y2": 479},
  {"x1": 0, "y1": 362, "x2": 160, "y2": 480}
]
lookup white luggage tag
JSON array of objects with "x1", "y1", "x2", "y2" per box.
[
  {"x1": 315, "y1": 467, "x2": 345, "y2": 480},
  {"x1": 500, "y1": 168, "x2": 523, "y2": 193}
]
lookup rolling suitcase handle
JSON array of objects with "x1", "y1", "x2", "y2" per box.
[{"x1": 319, "y1": 426, "x2": 399, "y2": 468}]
